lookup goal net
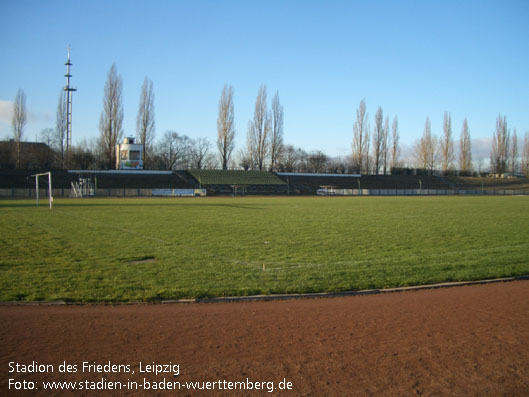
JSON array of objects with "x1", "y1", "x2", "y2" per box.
[{"x1": 32, "y1": 172, "x2": 53, "y2": 209}]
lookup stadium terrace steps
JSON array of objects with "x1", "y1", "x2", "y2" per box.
[
  {"x1": 2, "y1": 170, "x2": 528, "y2": 196},
  {"x1": 188, "y1": 169, "x2": 286, "y2": 186},
  {"x1": 185, "y1": 170, "x2": 288, "y2": 195},
  {"x1": 276, "y1": 174, "x2": 453, "y2": 195},
  {"x1": 444, "y1": 176, "x2": 529, "y2": 191},
  {"x1": 175, "y1": 170, "x2": 199, "y2": 188},
  {"x1": 0, "y1": 170, "x2": 194, "y2": 189},
  {"x1": 0, "y1": 170, "x2": 76, "y2": 189},
  {"x1": 84, "y1": 172, "x2": 193, "y2": 189}
]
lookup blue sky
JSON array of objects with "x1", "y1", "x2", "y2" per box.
[{"x1": 1, "y1": 0, "x2": 528, "y2": 161}]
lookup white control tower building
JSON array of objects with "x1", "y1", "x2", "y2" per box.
[{"x1": 116, "y1": 137, "x2": 143, "y2": 170}]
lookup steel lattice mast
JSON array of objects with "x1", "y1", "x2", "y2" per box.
[{"x1": 64, "y1": 46, "x2": 77, "y2": 168}]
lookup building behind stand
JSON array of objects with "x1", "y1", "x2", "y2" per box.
[{"x1": 116, "y1": 137, "x2": 143, "y2": 170}]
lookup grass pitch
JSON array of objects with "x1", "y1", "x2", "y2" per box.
[{"x1": 1, "y1": 196, "x2": 528, "y2": 302}]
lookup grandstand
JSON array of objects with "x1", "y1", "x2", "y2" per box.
[
  {"x1": 0, "y1": 170, "x2": 72, "y2": 190},
  {"x1": 444, "y1": 176, "x2": 529, "y2": 191},
  {"x1": 1, "y1": 169, "x2": 528, "y2": 197},
  {"x1": 68, "y1": 170, "x2": 194, "y2": 189},
  {"x1": 0, "y1": 170, "x2": 195, "y2": 190},
  {"x1": 0, "y1": 170, "x2": 197, "y2": 198},
  {"x1": 277, "y1": 173, "x2": 453, "y2": 195},
  {"x1": 188, "y1": 169, "x2": 287, "y2": 195}
]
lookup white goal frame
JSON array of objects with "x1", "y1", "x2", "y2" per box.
[{"x1": 32, "y1": 172, "x2": 53, "y2": 209}]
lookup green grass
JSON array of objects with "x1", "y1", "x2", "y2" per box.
[{"x1": 1, "y1": 196, "x2": 528, "y2": 302}]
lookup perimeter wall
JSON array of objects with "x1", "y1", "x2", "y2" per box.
[{"x1": 1, "y1": 188, "x2": 528, "y2": 198}]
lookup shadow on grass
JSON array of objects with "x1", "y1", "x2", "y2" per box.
[{"x1": 0, "y1": 200, "x2": 265, "y2": 210}]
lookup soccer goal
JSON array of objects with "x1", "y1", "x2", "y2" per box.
[{"x1": 32, "y1": 172, "x2": 53, "y2": 209}]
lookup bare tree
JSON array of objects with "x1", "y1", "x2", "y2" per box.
[
  {"x1": 277, "y1": 144, "x2": 299, "y2": 172},
  {"x1": 371, "y1": 106, "x2": 384, "y2": 175},
  {"x1": 55, "y1": 90, "x2": 67, "y2": 169},
  {"x1": 247, "y1": 85, "x2": 271, "y2": 171},
  {"x1": 39, "y1": 128, "x2": 55, "y2": 169},
  {"x1": 352, "y1": 99, "x2": 369, "y2": 173},
  {"x1": 459, "y1": 118, "x2": 472, "y2": 173},
  {"x1": 70, "y1": 139, "x2": 97, "y2": 170},
  {"x1": 155, "y1": 131, "x2": 190, "y2": 170},
  {"x1": 382, "y1": 115, "x2": 389, "y2": 175},
  {"x1": 11, "y1": 89, "x2": 27, "y2": 169},
  {"x1": 440, "y1": 111, "x2": 455, "y2": 173},
  {"x1": 390, "y1": 116, "x2": 400, "y2": 172},
  {"x1": 217, "y1": 84, "x2": 235, "y2": 170},
  {"x1": 490, "y1": 114, "x2": 509, "y2": 174},
  {"x1": 244, "y1": 119, "x2": 263, "y2": 171},
  {"x1": 237, "y1": 148, "x2": 253, "y2": 171},
  {"x1": 328, "y1": 156, "x2": 350, "y2": 174},
  {"x1": 510, "y1": 129, "x2": 518, "y2": 173},
  {"x1": 365, "y1": 125, "x2": 371, "y2": 173},
  {"x1": 414, "y1": 117, "x2": 438, "y2": 173},
  {"x1": 522, "y1": 132, "x2": 529, "y2": 177},
  {"x1": 40, "y1": 127, "x2": 55, "y2": 146},
  {"x1": 307, "y1": 151, "x2": 329, "y2": 173},
  {"x1": 98, "y1": 64, "x2": 124, "y2": 169},
  {"x1": 136, "y1": 76, "x2": 155, "y2": 169},
  {"x1": 269, "y1": 90, "x2": 284, "y2": 171},
  {"x1": 296, "y1": 147, "x2": 310, "y2": 172},
  {"x1": 189, "y1": 137, "x2": 212, "y2": 169},
  {"x1": 203, "y1": 154, "x2": 219, "y2": 169}
]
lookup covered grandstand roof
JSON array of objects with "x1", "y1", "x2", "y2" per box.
[{"x1": 277, "y1": 172, "x2": 360, "y2": 178}]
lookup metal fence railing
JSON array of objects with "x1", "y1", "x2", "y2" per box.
[
  {"x1": 0, "y1": 188, "x2": 207, "y2": 198},
  {"x1": 317, "y1": 188, "x2": 529, "y2": 196},
  {"x1": 1, "y1": 188, "x2": 528, "y2": 198}
]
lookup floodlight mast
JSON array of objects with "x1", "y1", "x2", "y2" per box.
[{"x1": 64, "y1": 46, "x2": 77, "y2": 168}]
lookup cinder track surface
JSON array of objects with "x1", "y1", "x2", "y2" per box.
[{"x1": 2, "y1": 280, "x2": 528, "y2": 396}]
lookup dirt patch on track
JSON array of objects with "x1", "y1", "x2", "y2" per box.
[{"x1": 1, "y1": 280, "x2": 528, "y2": 396}]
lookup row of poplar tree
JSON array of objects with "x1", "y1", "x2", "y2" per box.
[{"x1": 7, "y1": 64, "x2": 529, "y2": 176}]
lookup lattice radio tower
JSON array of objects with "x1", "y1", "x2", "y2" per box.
[{"x1": 64, "y1": 46, "x2": 77, "y2": 167}]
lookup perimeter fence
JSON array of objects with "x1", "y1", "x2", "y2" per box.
[
  {"x1": 1, "y1": 188, "x2": 528, "y2": 198},
  {"x1": 0, "y1": 188, "x2": 207, "y2": 198},
  {"x1": 316, "y1": 188, "x2": 529, "y2": 196}
]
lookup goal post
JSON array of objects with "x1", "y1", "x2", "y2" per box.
[{"x1": 32, "y1": 172, "x2": 53, "y2": 209}]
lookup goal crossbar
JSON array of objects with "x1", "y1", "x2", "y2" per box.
[{"x1": 32, "y1": 172, "x2": 53, "y2": 209}]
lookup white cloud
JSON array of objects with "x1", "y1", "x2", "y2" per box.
[
  {"x1": 399, "y1": 143, "x2": 415, "y2": 167},
  {"x1": 471, "y1": 138, "x2": 492, "y2": 160},
  {"x1": 0, "y1": 99, "x2": 52, "y2": 127},
  {"x1": 0, "y1": 100, "x2": 14, "y2": 124},
  {"x1": 28, "y1": 110, "x2": 52, "y2": 124}
]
